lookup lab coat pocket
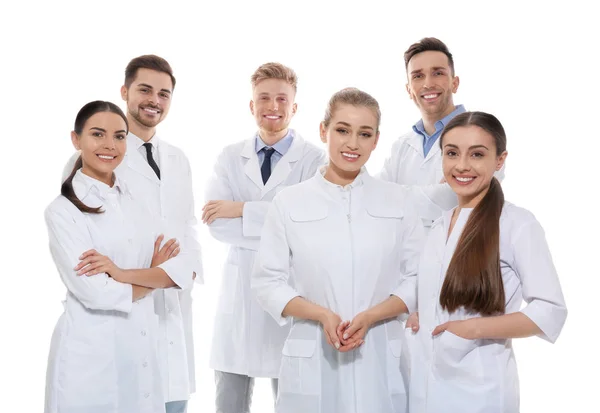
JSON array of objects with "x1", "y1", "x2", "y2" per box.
[
  {"x1": 289, "y1": 204, "x2": 328, "y2": 223},
  {"x1": 434, "y1": 331, "x2": 483, "y2": 385},
  {"x1": 385, "y1": 320, "x2": 409, "y2": 401},
  {"x1": 279, "y1": 321, "x2": 320, "y2": 396}
]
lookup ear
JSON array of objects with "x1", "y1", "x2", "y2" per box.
[
  {"x1": 71, "y1": 131, "x2": 80, "y2": 150},
  {"x1": 120, "y1": 85, "x2": 128, "y2": 101},
  {"x1": 496, "y1": 150, "x2": 508, "y2": 171},
  {"x1": 249, "y1": 99, "x2": 255, "y2": 115},
  {"x1": 291, "y1": 102, "x2": 298, "y2": 115},
  {"x1": 319, "y1": 122, "x2": 327, "y2": 143},
  {"x1": 451, "y1": 75, "x2": 460, "y2": 93},
  {"x1": 405, "y1": 83, "x2": 412, "y2": 100},
  {"x1": 372, "y1": 131, "x2": 380, "y2": 150}
]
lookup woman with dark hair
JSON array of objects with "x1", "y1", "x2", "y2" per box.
[
  {"x1": 406, "y1": 111, "x2": 567, "y2": 412},
  {"x1": 44, "y1": 101, "x2": 185, "y2": 413}
]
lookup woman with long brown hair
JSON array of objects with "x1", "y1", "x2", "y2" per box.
[
  {"x1": 406, "y1": 111, "x2": 567, "y2": 412},
  {"x1": 44, "y1": 101, "x2": 185, "y2": 413}
]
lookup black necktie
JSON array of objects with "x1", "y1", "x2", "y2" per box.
[
  {"x1": 261, "y1": 147, "x2": 276, "y2": 184},
  {"x1": 143, "y1": 142, "x2": 161, "y2": 179}
]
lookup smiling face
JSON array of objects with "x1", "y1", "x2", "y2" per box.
[
  {"x1": 320, "y1": 103, "x2": 379, "y2": 185},
  {"x1": 442, "y1": 125, "x2": 507, "y2": 207},
  {"x1": 250, "y1": 78, "x2": 297, "y2": 141},
  {"x1": 406, "y1": 50, "x2": 459, "y2": 120},
  {"x1": 71, "y1": 111, "x2": 128, "y2": 185},
  {"x1": 121, "y1": 68, "x2": 173, "y2": 130}
]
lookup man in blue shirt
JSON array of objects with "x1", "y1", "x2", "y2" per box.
[{"x1": 380, "y1": 37, "x2": 503, "y2": 227}]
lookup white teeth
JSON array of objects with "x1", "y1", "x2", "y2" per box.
[
  {"x1": 423, "y1": 94, "x2": 438, "y2": 99},
  {"x1": 144, "y1": 108, "x2": 159, "y2": 114},
  {"x1": 265, "y1": 115, "x2": 279, "y2": 119},
  {"x1": 342, "y1": 152, "x2": 359, "y2": 159},
  {"x1": 98, "y1": 155, "x2": 115, "y2": 160},
  {"x1": 456, "y1": 176, "x2": 474, "y2": 182}
]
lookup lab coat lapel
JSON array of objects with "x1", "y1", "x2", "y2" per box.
[
  {"x1": 125, "y1": 141, "x2": 161, "y2": 185},
  {"x1": 241, "y1": 137, "x2": 264, "y2": 190},
  {"x1": 261, "y1": 134, "x2": 305, "y2": 197}
]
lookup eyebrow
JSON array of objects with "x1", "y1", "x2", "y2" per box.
[
  {"x1": 137, "y1": 83, "x2": 172, "y2": 94},
  {"x1": 258, "y1": 92, "x2": 288, "y2": 97},
  {"x1": 335, "y1": 122, "x2": 375, "y2": 131},
  {"x1": 89, "y1": 127, "x2": 127, "y2": 134},
  {"x1": 444, "y1": 143, "x2": 490, "y2": 150}
]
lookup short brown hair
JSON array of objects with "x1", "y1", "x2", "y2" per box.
[
  {"x1": 323, "y1": 88, "x2": 381, "y2": 132},
  {"x1": 251, "y1": 62, "x2": 297, "y2": 91},
  {"x1": 404, "y1": 37, "x2": 455, "y2": 76},
  {"x1": 124, "y1": 55, "x2": 176, "y2": 89}
]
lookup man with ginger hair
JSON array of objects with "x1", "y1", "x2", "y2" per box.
[{"x1": 202, "y1": 62, "x2": 326, "y2": 412}]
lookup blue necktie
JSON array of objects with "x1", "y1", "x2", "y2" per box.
[{"x1": 261, "y1": 147, "x2": 276, "y2": 184}]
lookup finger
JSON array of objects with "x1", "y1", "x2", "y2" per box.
[
  {"x1": 78, "y1": 249, "x2": 98, "y2": 260},
  {"x1": 202, "y1": 206, "x2": 218, "y2": 223},
  {"x1": 327, "y1": 328, "x2": 341, "y2": 350},
  {"x1": 84, "y1": 263, "x2": 109, "y2": 276},
  {"x1": 206, "y1": 210, "x2": 221, "y2": 225},
  {"x1": 432, "y1": 323, "x2": 448, "y2": 337},
  {"x1": 343, "y1": 323, "x2": 361, "y2": 340},
  {"x1": 166, "y1": 240, "x2": 179, "y2": 255},
  {"x1": 154, "y1": 235, "x2": 164, "y2": 255},
  {"x1": 159, "y1": 238, "x2": 177, "y2": 253},
  {"x1": 337, "y1": 321, "x2": 350, "y2": 343},
  {"x1": 80, "y1": 261, "x2": 108, "y2": 276},
  {"x1": 75, "y1": 256, "x2": 103, "y2": 274},
  {"x1": 323, "y1": 328, "x2": 334, "y2": 348},
  {"x1": 170, "y1": 247, "x2": 181, "y2": 258}
]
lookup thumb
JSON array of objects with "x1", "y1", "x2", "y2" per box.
[
  {"x1": 343, "y1": 322, "x2": 361, "y2": 340},
  {"x1": 431, "y1": 323, "x2": 447, "y2": 337}
]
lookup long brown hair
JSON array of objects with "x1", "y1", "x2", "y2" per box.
[
  {"x1": 61, "y1": 101, "x2": 128, "y2": 214},
  {"x1": 439, "y1": 111, "x2": 507, "y2": 316}
]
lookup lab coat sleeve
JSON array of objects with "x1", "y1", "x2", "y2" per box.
[
  {"x1": 251, "y1": 197, "x2": 300, "y2": 326},
  {"x1": 206, "y1": 150, "x2": 260, "y2": 251},
  {"x1": 45, "y1": 204, "x2": 133, "y2": 313},
  {"x1": 241, "y1": 201, "x2": 271, "y2": 237},
  {"x1": 391, "y1": 212, "x2": 426, "y2": 314},
  {"x1": 180, "y1": 155, "x2": 203, "y2": 284},
  {"x1": 513, "y1": 219, "x2": 567, "y2": 343}
]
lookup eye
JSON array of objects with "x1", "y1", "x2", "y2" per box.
[
  {"x1": 92, "y1": 132, "x2": 103, "y2": 138},
  {"x1": 360, "y1": 132, "x2": 373, "y2": 138},
  {"x1": 434, "y1": 71, "x2": 444, "y2": 76},
  {"x1": 260, "y1": 96, "x2": 269, "y2": 100},
  {"x1": 471, "y1": 152, "x2": 484, "y2": 158},
  {"x1": 140, "y1": 88, "x2": 149, "y2": 93},
  {"x1": 159, "y1": 92, "x2": 170, "y2": 99},
  {"x1": 115, "y1": 135, "x2": 126, "y2": 141},
  {"x1": 335, "y1": 128, "x2": 349, "y2": 134},
  {"x1": 277, "y1": 97, "x2": 287, "y2": 102},
  {"x1": 445, "y1": 150, "x2": 457, "y2": 157},
  {"x1": 412, "y1": 74, "x2": 423, "y2": 79}
]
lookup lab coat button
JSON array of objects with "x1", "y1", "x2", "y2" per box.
[
  {"x1": 141, "y1": 330, "x2": 146, "y2": 336},
  {"x1": 144, "y1": 393, "x2": 149, "y2": 398},
  {"x1": 169, "y1": 341, "x2": 174, "y2": 345},
  {"x1": 143, "y1": 361, "x2": 148, "y2": 368}
]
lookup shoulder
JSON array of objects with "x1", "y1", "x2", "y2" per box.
[
  {"x1": 390, "y1": 129, "x2": 419, "y2": 151},
  {"x1": 275, "y1": 176, "x2": 320, "y2": 204},
  {"x1": 500, "y1": 201, "x2": 543, "y2": 243},
  {"x1": 45, "y1": 195, "x2": 82, "y2": 224}
]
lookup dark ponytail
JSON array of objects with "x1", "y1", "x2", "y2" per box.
[
  {"x1": 62, "y1": 101, "x2": 128, "y2": 214},
  {"x1": 439, "y1": 112, "x2": 506, "y2": 316}
]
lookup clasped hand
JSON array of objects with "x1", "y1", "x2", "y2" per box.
[{"x1": 320, "y1": 310, "x2": 372, "y2": 352}]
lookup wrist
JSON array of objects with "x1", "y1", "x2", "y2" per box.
[
  {"x1": 238, "y1": 202, "x2": 245, "y2": 217},
  {"x1": 316, "y1": 307, "x2": 331, "y2": 324},
  {"x1": 470, "y1": 317, "x2": 483, "y2": 339}
]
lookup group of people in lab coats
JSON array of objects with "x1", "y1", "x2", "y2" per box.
[{"x1": 44, "y1": 37, "x2": 567, "y2": 413}]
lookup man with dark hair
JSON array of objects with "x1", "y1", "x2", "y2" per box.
[
  {"x1": 119, "y1": 54, "x2": 202, "y2": 413},
  {"x1": 380, "y1": 38, "x2": 504, "y2": 227}
]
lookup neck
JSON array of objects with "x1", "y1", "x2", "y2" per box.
[
  {"x1": 421, "y1": 104, "x2": 456, "y2": 136},
  {"x1": 128, "y1": 116, "x2": 156, "y2": 142},
  {"x1": 324, "y1": 162, "x2": 360, "y2": 187},
  {"x1": 457, "y1": 186, "x2": 488, "y2": 209},
  {"x1": 259, "y1": 128, "x2": 288, "y2": 146},
  {"x1": 81, "y1": 167, "x2": 115, "y2": 187}
]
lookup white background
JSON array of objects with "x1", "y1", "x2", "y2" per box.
[{"x1": 1, "y1": 1, "x2": 597, "y2": 411}]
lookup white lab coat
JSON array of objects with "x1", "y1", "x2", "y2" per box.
[
  {"x1": 44, "y1": 171, "x2": 190, "y2": 413},
  {"x1": 62, "y1": 133, "x2": 201, "y2": 402},
  {"x1": 408, "y1": 202, "x2": 567, "y2": 413},
  {"x1": 252, "y1": 169, "x2": 425, "y2": 413},
  {"x1": 207, "y1": 131, "x2": 326, "y2": 377},
  {"x1": 379, "y1": 128, "x2": 506, "y2": 227}
]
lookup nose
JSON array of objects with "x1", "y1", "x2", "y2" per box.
[
  {"x1": 456, "y1": 154, "x2": 471, "y2": 172},
  {"x1": 104, "y1": 137, "x2": 116, "y2": 150},
  {"x1": 423, "y1": 75, "x2": 433, "y2": 89},
  {"x1": 346, "y1": 134, "x2": 359, "y2": 151},
  {"x1": 269, "y1": 99, "x2": 279, "y2": 111}
]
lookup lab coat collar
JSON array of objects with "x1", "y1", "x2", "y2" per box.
[
  {"x1": 72, "y1": 169, "x2": 130, "y2": 202},
  {"x1": 316, "y1": 165, "x2": 369, "y2": 190},
  {"x1": 124, "y1": 132, "x2": 161, "y2": 185}
]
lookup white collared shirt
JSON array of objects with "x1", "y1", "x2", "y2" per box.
[{"x1": 131, "y1": 133, "x2": 161, "y2": 168}]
